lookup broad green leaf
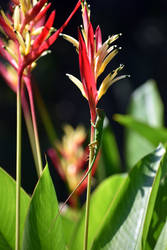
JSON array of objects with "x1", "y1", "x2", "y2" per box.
[
  {"x1": 125, "y1": 130, "x2": 154, "y2": 171},
  {"x1": 61, "y1": 208, "x2": 80, "y2": 247},
  {"x1": 146, "y1": 152, "x2": 167, "y2": 250},
  {"x1": 101, "y1": 118, "x2": 121, "y2": 176},
  {"x1": 124, "y1": 80, "x2": 164, "y2": 169},
  {"x1": 114, "y1": 114, "x2": 167, "y2": 146},
  {"x1": 22, "y1": 165, "x2": 65, "y2": 250},
  {"x1": 0, "y1": 167, "x2": 30, "y2": 250},
  {"x1": 92, "y1": 144, "x2": 165, "y2": 250},
  {"x1": 61, "y1": 216, "x2": 77, "y2": 247},
  {"x1": 154, "y1": 220, "x2": 167, "y2": 250},
  {"x1": 70, "y1": 174, "x2": 126, "y2": 250},
  {"x1": 128, "y1": 80, "x2": 163, "y2": 126}
]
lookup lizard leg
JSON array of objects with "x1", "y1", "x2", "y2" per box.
[{"x1": 88, "y1": 140, "x2": 97, "y2": 148}]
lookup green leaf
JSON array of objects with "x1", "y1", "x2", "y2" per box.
[
  {"x1": 61, "y1": 208, "x2": 80, "y2": 247},
  {"x1": 22, "y1": 165, "x2": 65, "y2": 250},
  {"x1": 123, "y1": 80, "x2": 164, "y2": 169},
  {"x1": 154, "y1": 220, "x2": 167, "y2": 250},
  {"x1": 114, "y1": 114, "x2": 167, "y2": 146},
  {"x1": 128, "y1": 79, "x2": 164, "y2": 126},
  {"x1": 61, "y1": 216, "x2": 77, "y2": 247},
  {"x1": 70, "y1": 174, "x2": 126, "y2": 250},
  {"x1": 91, "y1": 144, "x2": 165, "y2": 250},
  {"x1": 146, "y1": 152, "x2": 167, "y2": 249},
  {"x1": 0, "y1": 167, "x2": 30, "y2": 250},
  {"x1": 101, "y1": 118, "x2": 121, "y2": 176}
]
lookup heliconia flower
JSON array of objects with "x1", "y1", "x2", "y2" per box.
[
  {"x1": 0, "y1": 0, "x2": 81, "y2": 73},
  {"x1": 48, "y1": 125, "x2": 99, "y2": 204},
  {"x1": 64, "y1": 0, "x2": 129, "y2": 122}
]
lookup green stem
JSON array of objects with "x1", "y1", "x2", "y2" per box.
[
  {"x1": 15, "y1": 69, "x2": 23, "y2": 250},
  {"x1": 22, "y1": 92, "x2": 39, "y2": 174},
  {"x1": 25, "y1": 76, "x2": 43, "y2": 177},
  {"x1": 84, "y1": 124, "x2": 95, "y2": 250}
]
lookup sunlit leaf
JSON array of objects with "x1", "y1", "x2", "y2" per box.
[
  {"x1": 114, "y1": 115, "x2": 167, "y2": 146},
  {"x1": 0, "y1": 167, "x2": 30, "y2": 250},
  {"x1": 146, "y1": 152, "x2": 167, "y2": 249},
  {"x1": 154, "y1": 220, "x2": 167, "y2": 250},
  {"x1": 70, "y1": 174, "x2": 126, "y2": 250},
  {"x1": 22, "y1": 165, "x2": 65, "y2": 250},
  {"x1": 92, "y1": 145, "x2": 165, "y2": 250},
  {"x1": 123, "y1": 80, "x2": 164, "y2": 169},
  {"x1": 61, "y1": 207, "x2": 80, "y2": 247}
]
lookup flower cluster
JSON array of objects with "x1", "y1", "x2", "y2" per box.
[
  {"x1": 0, "y1": 0, "x2": 81, "y2": 179},
  {"x1": 64, "y1": 0, "x2": 129, "y2": 122},
  {"x1": 0, "y1": 0, "x2": 81, "y2": 79},
  {"x1": 48, "y1": 125, "x2": 99, "y2": 206}
]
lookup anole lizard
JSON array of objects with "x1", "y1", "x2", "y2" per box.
[{"x1": 58, "y1": 108, "x2": 105, "y2": 214}]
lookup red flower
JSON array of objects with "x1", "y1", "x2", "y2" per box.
[
  {"x1": 0, "y1": 0, "x2": 81, "y2": 73},
  {"x1": 78, "y1": 29, "x2": 98, "y2": 122},
  {"x1": 65, "y1": 1, "x2": 129, "y2": 122}
]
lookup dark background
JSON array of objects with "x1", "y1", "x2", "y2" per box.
[{"x1": 0, "y1": 0, "x2": 167, "y2": 198}]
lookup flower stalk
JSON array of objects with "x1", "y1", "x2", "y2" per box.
[
  {"x1": 25, "y1": 75, "x2": 43, "y2": 177},
  {"x1": 84, "y1": 122, "x2": 95, "y2": 250},
  {"x1": 22, "y1": 93, "x2": 39, "y2": 173},
  {"x1": 15, "y1": 67, "x2": 23, "y2": 250},
  {"x1": 64, "y1": 0, "x2": 129, "y2": 247}
]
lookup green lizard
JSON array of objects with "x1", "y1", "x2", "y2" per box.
[{"x1": 58, "y1": 108, "x2": 105, "y2": 213}]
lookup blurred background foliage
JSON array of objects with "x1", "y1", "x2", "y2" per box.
[{"x1": 0, "y1": 0, "x2": 167, "y2": 199}]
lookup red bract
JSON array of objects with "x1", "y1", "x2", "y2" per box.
[
  {"x1": 0, "y1": 0, "x2": 81, "y2": 74},
  {"x1": 65, "y1": 1, "x2": 129, "y2": 122},
  {"x1": 0, "y1": 16, "x2": 16, "y2": 40},
  {"x1": 20, "y1": 0, "x2": 48, "y2": 31},
  {"x1": 78, "y1": 29, "x2": 98, "y2": 122},
  {"x1": 36, "y1": 0, "x2": 81, "y2": 56},
  {"x1": 32, "y1": 11, "x2": 56, "y2": 50}
]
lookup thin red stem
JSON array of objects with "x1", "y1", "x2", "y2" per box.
[
  {"x1": 21, "y1": 91, "x2": 39, "y2": 173},
  {"x1": 25, "y1": 75, "x2": 43, "y2": 177}
]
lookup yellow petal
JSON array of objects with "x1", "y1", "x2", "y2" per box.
[
  {"x1": 31, "y1": 27, "x2": 44, "y2": 36},
  {"x1": 0, "y1": 9, "x2": 13, "y2": 30},
  {"x1": 13, "y1": 6, "x2": 20, "y2": 31},
  {"x1": 19, "y1": 0, "x2": 28, "y2": 15},
  {"x1": 96, "y1": 33, "x2": 121, "y2": 58},
  {"x1": 0, "y1": 26, "x2": 7, "y2": 37},
  {"x1": 106, "y1": 33, "x2": 122, "y2": 46},
  {"x1": 95, "y1": 44, "x2": 110, "y2": 77},
  {"x1": 7, "y1": 65, "x2": 18, "y2": 87},
  {"x1": 81, "y1": 27, "x2": 87, "y2": 44},
  {"x1": 61, "y1": 33, "x2": 79, "y2": 51},
  {"x1": 66, "y1": 73, "x2": 87, "y2": 99},
  {"x1": 25, "y1": 0, "x2": 32, "y2": 10},
  {"x1": 15, "y1": 31, "x2": 26, "y2": 54},
  {"x1": 40, "y1": 50, "x2": 51, "y2": 57},
  {"x1": 32, "y1": 0, "x2": 38, "y2": 6},
  {"x1": 98, "y1": 64, "x2": 124, "y2": 100},
  {"x1": 25, "y1": 31, "x2": 31, "y2": 55},
  {"x1": 3, "y1": 45, "x2": 18, "y2": 62},
  {"x1": 95, "y1": 40, "x2": 108, "y2": 58},
  {"x1": 97, "y1": 48, "x2": 119, "y2": 78},
  {"x1": 31, "y1": 61, "x2": 37, "y2": 70}
]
